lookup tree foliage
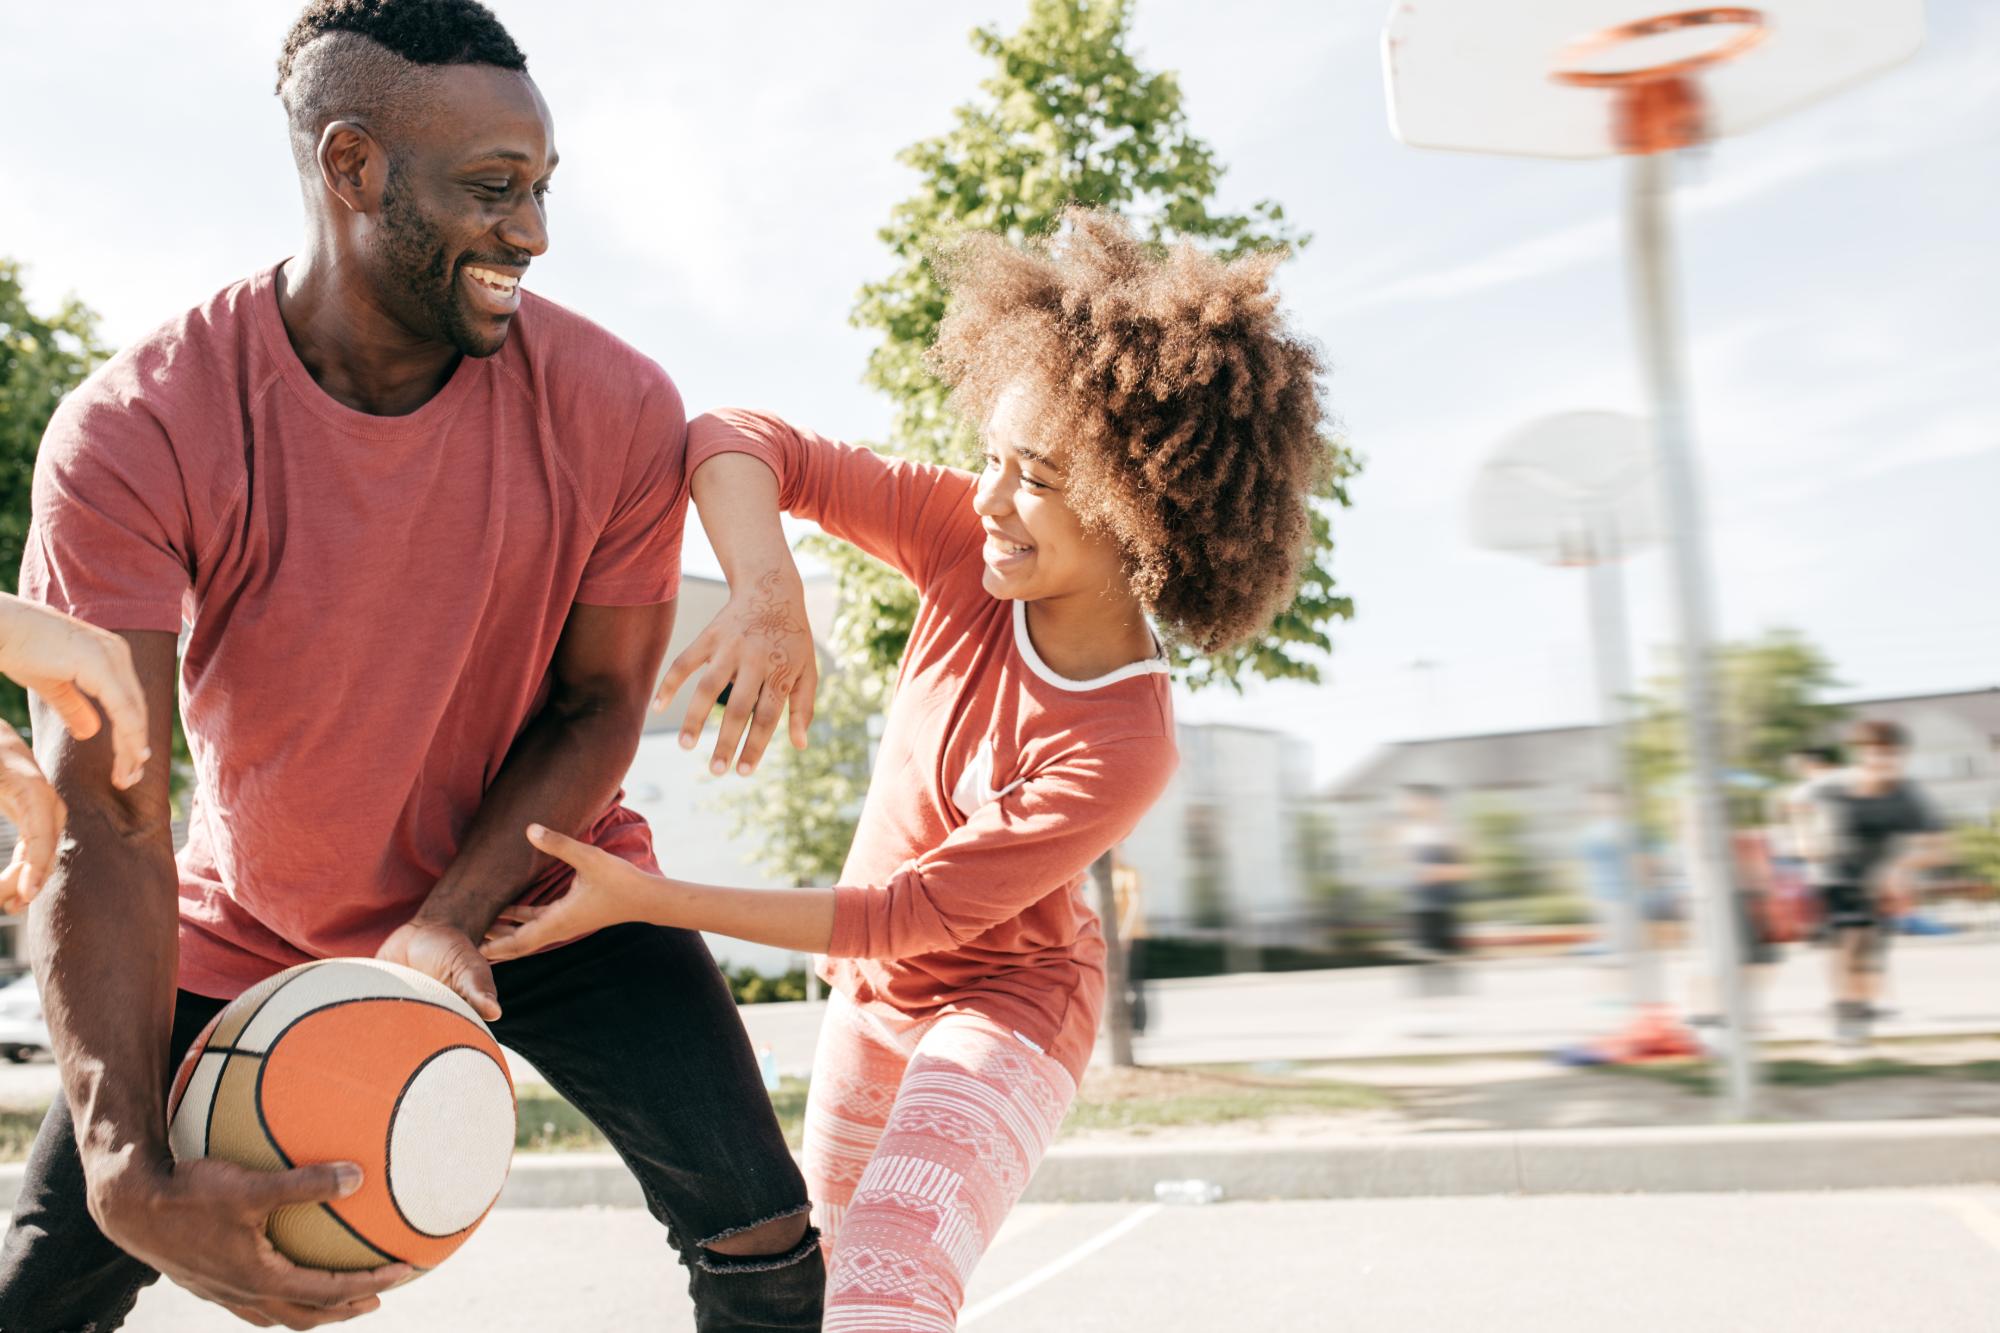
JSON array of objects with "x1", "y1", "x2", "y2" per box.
[
  {"x1": 1630, "y1": 628, "x2": 1848, "y2": 827},
  {"x1": 0, "y1": 260, "x2": 109, "y2": 731}
]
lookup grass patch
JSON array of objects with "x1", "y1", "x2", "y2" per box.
[
  {"x1": 1062, "y1": 1064, "x2": 1389, "y2": 1136},
  {"x1": 0, "y1": 1108, "x2": 45, "y2": 1160},
  {"x1": 514, "y1": 1077, "x2": 810, "y2": 1154},
  {"x1": 1599, "y1": 1057, "x2": 2000, "y2": 1097}
]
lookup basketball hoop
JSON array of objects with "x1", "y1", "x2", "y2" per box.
[
  {"x1": 1551, "y1": 8, "x2": 1769, "y2": 89},
  {"x1": 1550, "y1": 8, "x2": 1771, "y2": 152}
]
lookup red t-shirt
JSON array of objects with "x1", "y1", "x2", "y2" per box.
[
  {"x1": 20, "y1": 263, "x2": 687, "y2": 998},
  {"x1": 688, "y1": 410, "x2": 1180, "y2": 1082}
]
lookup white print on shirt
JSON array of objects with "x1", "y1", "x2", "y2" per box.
[{"x1": 950, "y1": 737, "x2": 1026, "y2": 818}]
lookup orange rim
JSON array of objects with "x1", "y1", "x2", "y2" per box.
[{"x1": 1551, "y1": 7, "x2": 1768, "y2": 88}]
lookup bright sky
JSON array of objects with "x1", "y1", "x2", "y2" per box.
[{"x1": 4, "y1": 1, "x2": 1995, "y2": 784}]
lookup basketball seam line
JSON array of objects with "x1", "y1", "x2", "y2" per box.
[{"x1": 383, "y1": 1042, "x2": 511, "y2": 1240}]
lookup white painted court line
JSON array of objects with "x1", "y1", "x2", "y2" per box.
[
  {"x1": 960, "y1": 1204, "x2": 1164, "y2": 1328},
  {"x1": 1932, "y1": 1194, "x2": 2000, "y2": 1256}
]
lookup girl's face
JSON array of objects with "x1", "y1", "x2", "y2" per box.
[{"x1": 973, "y1": 382, "x2": 1129, "y2": 605}]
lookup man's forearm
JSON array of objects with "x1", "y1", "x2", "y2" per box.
[
  {"x1": 413, "y1": 702, "x2": 649, "y2": 936},
  {"x1": 26, "y1": 629, "x2": 181, "y2": 1215},
  {"x1": 33, "y1": 812, "x2": 179, "y2": 1203}
]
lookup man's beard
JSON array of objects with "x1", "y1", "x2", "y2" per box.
[{"x1": 377, "y1": 171, "x2": 508, "y2": 358}]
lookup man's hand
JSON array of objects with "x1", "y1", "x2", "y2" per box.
[
  {"x1": 480, "y1": 824, "x2": 665, "y2": 963},
  {"x1": 654, "y1": 566, "x2": 816, "y2": 778},
  {"x1": 95, "y1": 1157, "x2": 410, "y2": 1329},
  {"x1": 376, "y1": 919, "x2": 501, "y2": 1021}
]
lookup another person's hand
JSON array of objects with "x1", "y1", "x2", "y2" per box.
[
  {"x1": 93, "y1": 1156, "x2": 410, "y2": 1328},
  {"x1": 0, "y1": 594, "x2": 150, "y2": 789},
  {"x1": 0, "y1": 598, "x2": 153, "y2": 914},
  {"x1": 480, "y1": 824, "x2": 664, "y2": 963},
  {"x1": 0, "y1": 728, "x2": 64, "y2": 915},
  {"x1": 375, "y1": 919, "x2": 501, "y2": 1022},
  {"x1": 653, "y1": 565, "x2": 816, "y2": 777}
]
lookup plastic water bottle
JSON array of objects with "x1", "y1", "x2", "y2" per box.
[
  {"x1": 758, "y1": 1044, "x2": 780, "y2": 1093},
  {"x1": 1153, "y1": 1178, "x2": 1224, "y2": 1205}
]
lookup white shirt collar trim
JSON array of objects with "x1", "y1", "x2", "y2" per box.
[{"x1": 1011, "y1": 598, "x2": 1169, "y2": 693}]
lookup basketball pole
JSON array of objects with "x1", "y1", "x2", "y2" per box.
[
  {"x1": 1626, "y1": 151, "x2": 1757, "y2": 1119},
  {"x1": 1582, "y1": 520, "x2": 1660, "y2": 1009}
]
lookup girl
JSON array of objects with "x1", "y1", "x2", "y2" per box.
[{"x1": 484, "y1": 209, "x2": 1330, "y2": 1329}]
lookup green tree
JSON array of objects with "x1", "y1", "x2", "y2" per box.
[
  {"x1": 0, "y1": 260, "x2": 110, "y2": 731},
  {"x1": 1630, "y1": 628, "x2": 1848, "y2": 827},
  {"x1": 1467, "y1": 800, "x2": 1542, "y2": 902}
]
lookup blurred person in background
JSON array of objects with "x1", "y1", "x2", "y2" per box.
[
  {"x1": 1395, "y1": 784, "x2": 1474, "y2": 1025},
  {"x1": 1766, "y1": 746, "x2": 1842, "y2": 944},
  {"x1": 1804, "y1": 720, "x2": 1950, "y2": 1048},
  {"x1": 1111, "y1": 852, "x2": 1151, "y2": 1036},
  {"x1": 1577, "y1": 786, "x2": 1636, "y2": 967}
]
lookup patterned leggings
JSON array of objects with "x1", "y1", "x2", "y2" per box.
[{"x1": 805, "y1": 990, "x2": 1078, "y2": 1332}]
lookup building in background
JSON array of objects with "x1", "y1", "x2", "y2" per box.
[{"x1": 1324, "y1": 687, "x2": 2000, "y2": 900}]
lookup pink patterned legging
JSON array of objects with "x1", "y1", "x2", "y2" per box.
[{"x1": 804, "y1": 989, "x2": 1079, "y2": 1332}]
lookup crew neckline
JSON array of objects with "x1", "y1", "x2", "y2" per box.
[
  {"x1": 1011, "y1": 599, "x2": 1167, "y2": 693},
  {"x1": 252, "y1": 260, "x2": 485, "y2": 439}
]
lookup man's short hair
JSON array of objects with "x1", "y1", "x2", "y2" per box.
[
  {"x1": 1849, "y1": 719, "x2": 1909, "y2": 751},
  {"x1": 275, "y1": 0, "x2": 528, "y2": 174}
]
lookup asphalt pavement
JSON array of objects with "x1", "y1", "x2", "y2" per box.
[{"x1": 93, "y1": 1188, "x2": 2000, "y2": 1331}]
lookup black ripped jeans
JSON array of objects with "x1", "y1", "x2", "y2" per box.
[{"x1": 0, "y1": 923, "x2": 822, "y2": 1332}]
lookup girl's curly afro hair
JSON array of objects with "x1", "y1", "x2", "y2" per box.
[{"x1": 929, "y1": 207, "x2": 1331, "y2": 655}]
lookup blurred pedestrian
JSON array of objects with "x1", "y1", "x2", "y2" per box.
[
  {"x1": 1578, "y1": 786, "x2": 1636, "y2": 961},
  {"x1": 1395, "y1": 784, "x2": 1474, "y2": 1019},
  {"x1": 1111, "y1": 854, "x2": 1150, "y2": 1035},
  {"x1": 1803, "y1": 720, "x2": 1950, "y2": 1047}
]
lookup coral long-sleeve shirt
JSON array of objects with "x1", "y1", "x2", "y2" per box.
[{"x1": 687, "y1": 410, "x2": 1179, "y2": 1080}]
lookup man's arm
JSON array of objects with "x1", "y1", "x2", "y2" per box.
[
  {"x1": 380, "y1": 599, "x2": 675, "y2": 1016},
  {"x1": 30, "y1": 630, "x2": 179, "y2": 1220},
  {"x1": 35, "y1": 631, "x2": 406, "y2": 1326}
]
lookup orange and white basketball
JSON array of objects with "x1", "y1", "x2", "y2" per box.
[{"x1": 168, "y1": 958, "x2": 517, "y2": 1276}]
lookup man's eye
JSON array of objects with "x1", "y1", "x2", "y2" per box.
[{"x1": 475, "y1": 181, "x2": 511, "y2": 196}]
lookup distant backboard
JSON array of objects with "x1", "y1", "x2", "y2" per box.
[
  {"x1": 1383, "y1": 1, "x2": 1924, "y2": 159},
  {"x1": 1467, "y1": 412, "x2": 1660, "y2": 566}
]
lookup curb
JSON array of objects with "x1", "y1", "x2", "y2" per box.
[{"x1": 7, "y1": 1120, "x2": 1994, "y2": 1215}]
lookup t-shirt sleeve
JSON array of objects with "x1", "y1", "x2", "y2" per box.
[
  {"x1": 827, "y1": 732, "x2": 1179, "y2": 960},
  {"x1": 576, "y1": 371, "x2": 689, "y2": 606},
  {"x1": 686, "y1": 408, "x2": 978, "y2": 593},
  {"x1": 17, "y1": 385, "x2": 193, "y2": 632}
]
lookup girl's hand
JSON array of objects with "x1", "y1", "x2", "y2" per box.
[
  {"x1": 0, "y1": 728, "x2": 64, "y2": 914},
  {"x1": 654, "y1": 567, "x2": 816, "y2": 778},
  {"x1": 481, "y1": 824, "x2": 669, "y2": 962},
  {"x1": 0, "y1": 595, "x2": 150, "y2": 791}
]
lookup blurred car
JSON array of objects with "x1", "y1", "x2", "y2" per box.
[{"x1": 0, "y1": 974, "x2": 49, "y2": 1062}]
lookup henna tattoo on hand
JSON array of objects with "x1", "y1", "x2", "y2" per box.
[{"x1": 747, "y1": 570, "x2": 806, "y2": 638}]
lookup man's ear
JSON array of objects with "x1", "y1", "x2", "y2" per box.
[{"x1": 317, "y1": 120, "x2": 389, "y2": 214}]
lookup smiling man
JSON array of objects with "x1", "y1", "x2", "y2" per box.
[{"x1": 0, "y1": 3, "x2": 820, "y2": 1330}]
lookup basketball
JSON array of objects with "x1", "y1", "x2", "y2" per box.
[{"x1": 168, "y1": 958, "x2": 517, "y2": 1276}]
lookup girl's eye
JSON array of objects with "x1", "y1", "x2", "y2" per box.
[{"x1": 981, "y1": 453, "x2": 1000, "y2": 470}]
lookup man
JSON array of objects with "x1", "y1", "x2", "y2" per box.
[
  {"x1": 1802, "y1": 720, "x2": 1949, "y2": 1048},
  {"x1": 0, "y1": 3, "x2": 820, "y2": 1329}
]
